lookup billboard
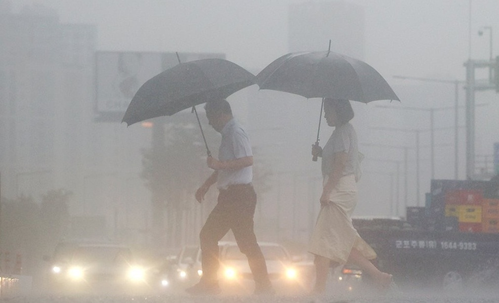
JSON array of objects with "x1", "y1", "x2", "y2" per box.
[{"x1": 95, "y1": 51, "x2": 225, "y2": 122}]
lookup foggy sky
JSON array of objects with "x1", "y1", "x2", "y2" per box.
[
  {"x1": 9, "y1": 0, "x2": 499, "y2": 81},
  {"x1": 7, "y1": 0, "x2": 499, "y2": 219}
]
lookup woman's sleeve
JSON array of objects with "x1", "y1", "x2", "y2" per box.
[{"x1": 331, "y1": 126, "x2": 351, "y2": 153}]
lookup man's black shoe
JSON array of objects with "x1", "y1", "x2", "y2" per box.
[{"x1": 185, "y1": 281, "x2": 221, "y2": 295}]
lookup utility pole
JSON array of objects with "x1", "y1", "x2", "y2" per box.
[
  {"x1": 367, "y1": 159, "x2": 401, "y2": 216},
  {"x1": 370, "y1": 127, "x2": 454, "y2": 206},
  {"x1": 0, "y1": 172, "x2": 2, "y2": 251},
  {"x1": 463, "y1": 57, "x2": 497, "y2": 179},
  {"x1": 393, "y1": 76, "x2": 465, "y2": 179},
  {"x1": 377, "y1": 105, "x2": 461, "y2": 179},
  {"x1": 362, "y1": 143, "x2": 412, "y2": 207},
  {"x1": 364, "y1": 171, "x2": 395, "y2": 216},
  {"x1": 464, "y1": 23, "x2": 497, "y2": 179}
]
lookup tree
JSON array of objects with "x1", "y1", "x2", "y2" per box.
[
  {"x1": 0, "y1": 189, "x2": 73, "y2": 277},
  {"x1": 0, "y1": 194, "x2": 40, "y2": 275},
  {"x1": 141, "y1": 113, "x2": 218, "y2": 248},
  {"x1": 38, "y1": 189, "x2": 71, "y2": 255}
]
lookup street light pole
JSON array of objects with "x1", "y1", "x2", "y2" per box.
[
  {"x1": 377, "y1": 104, "x2": 464, "y2": 179},
  {"x1": 478, "y1": 26, "x2": 493, "y2": 82},
  {"x1": 416, "y1": 131, "x2": 420, "y2": 206},
  {"x1": 454, "y1": 81, "x2": 459, "y2": 179},
  {"x1": 369, "y1": 128, "x2": 426, "y2": 206},
  {"x1": 430, "y1": 109, "x2": 435, "y2": 178},
  {"x1": 362, "y1": 143, "x2": 412, "y2": 208},
  {"x1": 364, "y1": 171, "x2": 395, "y2": 216},
  {"x1": 393, "y1": 76, "x2": 465, "y2": 179},
  {"x1": 367, "y1": 159, "x2": 401, "y2": 216}
]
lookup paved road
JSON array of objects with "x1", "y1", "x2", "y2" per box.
[
  {"x1": 2, "y1": 286, "x2": 498, "y2": 303},
  {"x1": 0, "y1": 296, "x2": 499, "y2": 303}
]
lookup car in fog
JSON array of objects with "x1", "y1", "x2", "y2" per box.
[
  {"x1": 45, "y1": 241, "x2": 153, "y2": 295},
  {"x1": 218, "y1": 241, "x2": 312, "y2": 295},
  {"x1": 170, "y1": 245, "x2": 203, "y2": 289},
  {"x1": 330, "y1": 264, "x2": 364, "y2": 294},
  {"x1": 153, "y1": 254, "x2": 179, "y2": 292}
]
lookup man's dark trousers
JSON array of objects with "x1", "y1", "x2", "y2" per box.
[{"x1": 199, "y1": 184, "x2": 271, "y2": 288}]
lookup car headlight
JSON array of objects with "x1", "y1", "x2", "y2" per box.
[
  {"x1": 178, "y1": 269, "x2": 187, "y2": 279},
  {"x1": 286, "y1": 268, "x2": 297, "y2": 279},
  {"x1": 68, "y1": 266, "x2": 84, "y2": 280},
  {"x1": 197, "y1": 269, "x2": 203, "y2": 276},
  {"x1": 52, "y1": 266, "x2": 61, "y2": 274},
  {"x1": 224, "y1": 267, "x2": 237, "y2": 280},
  {"x1": 128, "y1": 266, "x2": 146, "y2": 281},
  {"x1": 161, "y1": 279, "x2": 169, "y2": 287}
]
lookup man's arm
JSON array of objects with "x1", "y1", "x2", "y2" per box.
[
  {"x1": 195, "y1": 171, "x2": 218, "y2": 203},
  {"x1": 207, "y1": 156, "x2": 253, "y2": 170}
]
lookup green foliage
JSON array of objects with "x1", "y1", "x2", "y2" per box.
[
  {"x1": 39, "y1": 189, "x2": 71, "y2": 253},
  {"x1": 141, "y1": 113, "x2": 219, "y2": 210},
  {"x1": 0, "y1": 189, "x2": 71, "y2": 274},
  {"x1": 1, "y1": 195, "x2": 40, "y2": 253}
]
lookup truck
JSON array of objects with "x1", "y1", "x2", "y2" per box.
[{"x1": 353, "y1": 177, "x2": 499, "y2": 292}]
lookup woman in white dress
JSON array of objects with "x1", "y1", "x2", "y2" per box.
[{"x1": 309, "y1": 98, "x2": 392, "y2": 294}]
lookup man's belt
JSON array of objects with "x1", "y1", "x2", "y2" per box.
[{"x1": 220, "y1": 183, "x2": 253, "y2": 191}]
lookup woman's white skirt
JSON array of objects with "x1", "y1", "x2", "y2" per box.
[{"x1": 308, "y1": 174, "x2": 377, "y2": 264}]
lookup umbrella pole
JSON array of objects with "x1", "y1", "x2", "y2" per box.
[
  {"x1": 312, "y1": 40, "x2": 330, "y2": 161},
  {"x1": 177, "y1": 53, "x2": 212, "y2": 157},
  {"x1": 312, "y1": 98, "x2": 324, "y2": 162},
  {"x1": 192, "y1": 106, "x2": 212, "y2": 157}
]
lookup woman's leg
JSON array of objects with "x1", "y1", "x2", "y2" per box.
[
  {"x1": 313, "y1": 255, "x2": 329, "y2": 293},
  {"x1": 347, "y1": 248, "x2": 392, "y2": 288},
  {"x1": 313, "y1": 255, "x2": 339, "y2": 293}
]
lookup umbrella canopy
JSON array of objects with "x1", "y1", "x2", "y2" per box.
[
  {"x1": 255, "y1": 51, "x2": 399, "y2": 103},
  {"x1": 122, "y1": 58, "x2": 255, "y2": 126}
]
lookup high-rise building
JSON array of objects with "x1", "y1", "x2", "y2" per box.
[
  {"x1": 288, "y1": 1, "x2": 365, "y2": 59},
  {"x1": 0, "y1": 4, "x2": 96, "y2": 201}
]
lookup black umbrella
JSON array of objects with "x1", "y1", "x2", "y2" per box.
[
  {"x1": 122, "y1": 56, "x2": 255, "y2": 155},
  {"x1": 255, "y1": 44, "x2": 400, "y2": 160},
  {"x1": 255, "y1": 49, "x2": 399, "y2": 103}
]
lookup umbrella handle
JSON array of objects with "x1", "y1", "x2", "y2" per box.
[
  {"x1": 312, "y1": 141, "x2": 320, "y2": 162},
  {"x1": 312, "y1": 98, "x2": 325, "y2": 162}
]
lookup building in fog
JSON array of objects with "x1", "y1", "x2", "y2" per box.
[
  {"x1": 0, "y1": 3, "x2": 158, "y2": 243},
  {"x1": 288, "y1": 1, "x2": 365, "y2": 60},
  {"x1": 0, "y1": 3, "x2": 94, "y2": 200}
]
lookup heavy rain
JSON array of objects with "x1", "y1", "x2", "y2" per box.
[{"x1": 1, "y1": 1, "x2": 499, "y2": 303}]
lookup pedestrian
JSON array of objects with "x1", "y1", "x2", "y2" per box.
[
  {"x1": 185, "y1": 99, "x2": 274, "y2": 296},
  {"x1": 309, "y1": 98, "x2": 393, "y2": 294}
]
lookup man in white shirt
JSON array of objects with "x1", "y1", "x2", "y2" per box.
[{"x1": 185, "y1": 99, "x2": 274, "y2": 296}]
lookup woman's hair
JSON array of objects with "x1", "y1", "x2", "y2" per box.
[{"x1": 324, "y1": 98, "x2": 354, "y2": 125}]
